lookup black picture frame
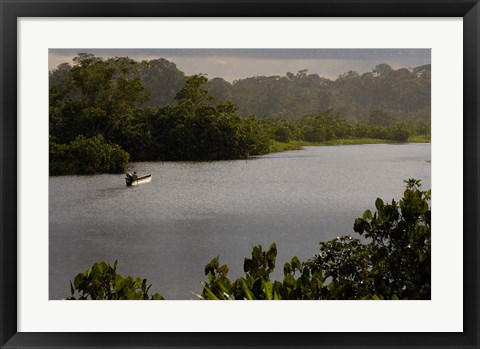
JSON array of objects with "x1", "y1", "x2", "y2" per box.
[{"x1": 1, "y1": 1, "x2": 479, "y2": 348}]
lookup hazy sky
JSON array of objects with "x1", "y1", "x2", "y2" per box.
[{"x1": 49, "y1": 49, "x2": 431, "y2": 81}]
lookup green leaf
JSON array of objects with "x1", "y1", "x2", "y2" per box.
[
  {"x1": 151, "y1": 293, "x2": 164, "y2": 300},
  {"x1": 266, "y1": 243, "x2": 277, "y2": 260},
  {"x1": 238, "y1": 279, "x2": 255, "y2": 300},
  {"x1": 252, "y1": 245, "x2": 262, "y2": 260},
  {"x1": 291, "y1": 256, "x2": 301, "y2": 271},
  {"x1": 205, "y1": 257, "x2": 219, "y2": 275},
  {"x1": 219, "y1": 264, "x2": 229, "y2": 276},
  {"x1": 74, "y1": 273, "x2": 86, "y2": 289},
  {"x1": 243, "y1": 258, "x2": 254, "y2": 273},
  {"x1": 283, "y1": 262, "x2": 292, "y2": 276},
  {"x1": 362, "y1": 209, "x2": 372, "y2": 220},
  {"x1": 273, "y1": 289, "x2": 280, "y2": 300},
  {"x1": 283, "y1": 274, "x2": 295, "y2": 288},
  {"x1": 375, "y1": 198, "x2": 384, "y2": 212},
  {"x1": 354, "y1": 218, "x2": 369, "y2": 234},
  {"x1": 266, "y1": 243, "x2": 277, "y2": 268},
  {"x1": 262, "y1": 280, "x2": 273, "y2": 300},
  {"x1": 202, "y1": 287, "x2": 220, "y2": 300}
]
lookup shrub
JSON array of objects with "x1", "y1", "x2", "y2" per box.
[
  {"x1": 50, "y1": 135, "x2": 129, "y2": 175},
  {"x1": 66, "y1": 261, "x2": 163, "y2": 300}
]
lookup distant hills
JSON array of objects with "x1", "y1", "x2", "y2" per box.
[{"x1": 51, "y1": 56, "x2": 431, "y2": 122}]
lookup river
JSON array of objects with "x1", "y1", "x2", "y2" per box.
[{"x1": 49, "y1": 143, "x2": 431, "y2": 299}]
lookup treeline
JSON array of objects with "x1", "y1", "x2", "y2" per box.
[
  {"x1": 56, "y1": 56, "x2": 429, "y2": 121},
  {"x1": 49, "y1": 54, "x2": 430, "y2": 175},
  {"x1": 67, "y1": 180, "x2": 431, "y2": 300},
  {"x1": 207, "y1": 65, "x2": 431, "y2": 121},
  {"x1": 49, "y1": 54, "x2": 270, "y2": 174},
  {"x1": 259, "y1": 110, "x2": 429, "y2": 144}
]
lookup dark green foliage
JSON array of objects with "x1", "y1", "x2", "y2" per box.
[
  {"x1": 141, "y1": 75, "x2": 270, "y2": 161},
  {"x1": 273, "y1": 125, "x2": 292, "y2": 143},
  {"x1": 201, "y1": 243, "x2": 325, "y2": 300},
  {"x1": 390, "y1": 123, "x2": 410, "y2": 142},
  {"x1": 146, "y1": 111, "x2": 269, "y2": 161},
  {"x1": 368, "y1": 110, "x2": 395, "y2": 126},
  {"x1": 140, "y1": 58, "x2": 186, "y2": 108},
  {"x1": 49, "y1": 54, "x2": 147, "y2": 174},
  {"x1": 50, "y1": 53, "x2": 149, "y2": 144},
  {"x1": 201, "y1": 243, "x2": 285, "y2": 300},
  {"x1": 309, "y1": 179, "x2": 431, "y2": 299},
  {"x1": 200, "y1": 180, "x2": 431, "y2": 300},
  {"x1": 258, "y1": 111, "x2": 425, "y2": 145},
  {"x1": 49, "y1": 135, "x2": 129, "y2": 175},
  {"x1": 348, "y1": 179, "x2": 431, "y2": 299},
  {"x1": 203, "y1": 64, "x2": 430, "y2": 121},
  {"x1": 49, "y1": 56, "x2": 272, "y2": 170},
  {"x1": 66, "y1": 260, "x2": 164, "y2": 300}
]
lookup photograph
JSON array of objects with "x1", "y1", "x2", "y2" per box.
[
  {"x1": 2, "y1": 0, "x2": 478, "y2": 345},
  {"x1": 48, "y1": 48, "x2": 432, "y2": 301}
]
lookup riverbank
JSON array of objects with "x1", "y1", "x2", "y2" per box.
[
  {"x1": 268, "y1": 135, "x2": 431, "y2": 153},
  {"x1": 50, "y1": 136, "x2": 431, "y2": 176}
]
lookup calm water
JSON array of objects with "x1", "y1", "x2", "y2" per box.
[{"x1": 49, "y1": 144, "x2": 431, "y2": 299}]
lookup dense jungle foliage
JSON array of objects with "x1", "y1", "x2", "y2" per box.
[
  {"x1": 206, "y1": 65, "x2": 431, "y2": 121},
  {"x1": 49, "y1": 134, "x2": 129, "y2": 175},
  {"x1": 67, "y1": 180, "x2": 430, "y2": 300},
  {"x1": 49, "y1": 54, "x2": 430, "y2": 175},
  {"x1": 66, "y1": 260, "x2": 163, "y2": 300}
]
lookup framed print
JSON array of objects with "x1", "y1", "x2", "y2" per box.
[{"x1": 1, "y1": 0, "x2": 479, "y2": 348}]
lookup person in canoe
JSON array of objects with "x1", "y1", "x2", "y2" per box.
[
  {"x1": 125, "y1": 171, "x2": 151, "y2": 186},
  {"x1": 125, "y1": 172, "x2": 135, "y2": 186}
]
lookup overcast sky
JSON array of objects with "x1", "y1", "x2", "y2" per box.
[{"x1": 49, "y1": 49, "x2": 431, "y2": 81}]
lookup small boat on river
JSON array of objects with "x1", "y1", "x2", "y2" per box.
[{"x1": 125, "y1": 173, "x2": 152, "y2": 187}]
